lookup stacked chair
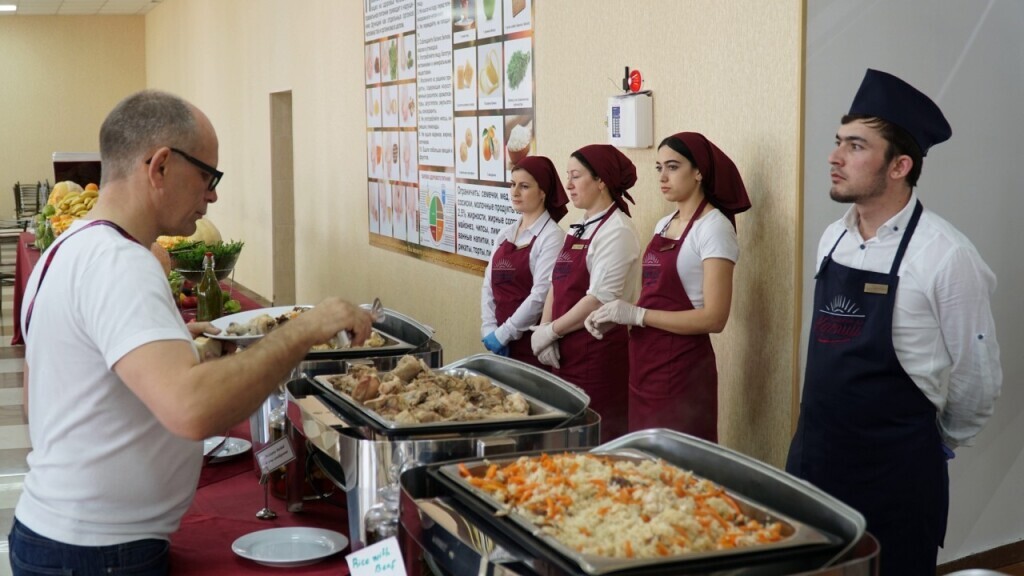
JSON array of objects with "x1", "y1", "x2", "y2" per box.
[{"x1": 1, "y1": 181, "x2": 47, "y2": 306}]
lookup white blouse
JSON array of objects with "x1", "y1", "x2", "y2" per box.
[
  {"x1": 568, "y1": 204, "x2": 641, "y2": 304},
  {"x1": 480, "y1": 212, "x2": 566, "y2": 343},
  {"x1": 816, "y1": 192, "x2": 1002, "y2": 448}
]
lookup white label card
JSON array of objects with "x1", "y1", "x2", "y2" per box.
[
  {"x1": 253, "y1": 437, "x2": 295, "y2": 475},
  {"x1": 346, "y1": 537, "x2": 406, "y2": 576}
]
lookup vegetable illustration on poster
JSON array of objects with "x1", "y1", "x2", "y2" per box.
[{"x1": 364, "y1": 0, "x2": 535, "y2": 271}]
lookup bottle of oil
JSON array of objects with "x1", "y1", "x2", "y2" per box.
[{"x1": 196, "y1": 251, "x2": 223, "y2": 322}]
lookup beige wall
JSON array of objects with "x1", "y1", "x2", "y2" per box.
[
  {"x1": 146, "y1": 0, "x2": 803, "y2": 465},
  {"x1": 0, "y1": 16, "x2": 146, "y2": 217}
]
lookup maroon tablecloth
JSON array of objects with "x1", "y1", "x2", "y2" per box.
[
  {"x1": 11, "y1": 232, "x2": 38, "y2": 345},
  {"x1": 11, "y1": 232, "x2": 268, "y2": 345},
  {"x1": 170, "y1": 422, "x2": 352, "y2": 575}
]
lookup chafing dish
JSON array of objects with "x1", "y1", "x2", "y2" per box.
[
  {"x1": 399, "y1": 429, "x2": 874, "y2": 575},
  {"x1": 309, "y1": 355, "x2": 587, "y2": 435},
  {"x1": 252, "y1": 306, "x2": 439, "y2": 445},
  {"x1": 286, "y1": 354, "x2": 599, "y2": 551},
  {"x1": 434, "y1": 451, "x2": 835, "y2": 575},
  {"x1": 254, "y1": 305, "x2": 443, "y2": 495}
]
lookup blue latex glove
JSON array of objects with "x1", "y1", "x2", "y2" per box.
[
  {"x1": 482, "y1": 331, "x2": 508, "y2": 356},
  {"x1": 942, "y1": 444, "x2": 955, "y2": 460}
]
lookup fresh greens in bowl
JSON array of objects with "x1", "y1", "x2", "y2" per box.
[{"x1": 169, "y1": 240, "x2": 244, "y2": 271}]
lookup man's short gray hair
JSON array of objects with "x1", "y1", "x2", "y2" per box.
[{"x1": 99, "y1": 90, "x2": 199, "y2": 186}]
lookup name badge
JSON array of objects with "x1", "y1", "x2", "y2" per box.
[
  {"x1": 571, "y1": 244, "x2": 585, "y2": 250},
  {"x1": 864, "y1": 283, "x2": 889, "y2": 295},
  {"x1": 658, "y1": 243, "x2": 676, "y2": 252}
]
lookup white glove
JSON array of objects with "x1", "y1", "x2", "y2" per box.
[
  {"x1": 589, "y1": 300, "x2": 646, "y2": 329},
  {"x1": 584, "y1": 310, "x2": 615, "y2": 340},
  {"x1": 536, "y1": 342, "x2": 561, "y2": 369},
  {"x1": 530, "y1": 323, "x2": 560, "y2": 356}
]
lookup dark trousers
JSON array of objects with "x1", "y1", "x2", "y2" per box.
[{"x1": 9, "y1": 517, "x2": 170, "y2": 576}]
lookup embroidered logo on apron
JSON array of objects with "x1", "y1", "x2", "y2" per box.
[
  {"x1": 492, "y1": 257, "x2": 516, "y2": 285},
  {"x1": 812, "y1": 295, "x2": 865, "y2": 344},
  {"x1": 641, "y1": 251, "x2": 662, "y2": 288},
  {"x1": 552, "y1": 250, "x2": 575, "y2": 281}
]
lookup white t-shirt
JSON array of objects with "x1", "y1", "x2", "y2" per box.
[
  {"x1": 650, "y1": 208, "x2": 738, "y2": 308},
  {"x1": 480, "y1": 212, "x2": 566, "y2": 344},
  {"x1": 18, "y1": 220, "x2": 201, "y2": 546}
]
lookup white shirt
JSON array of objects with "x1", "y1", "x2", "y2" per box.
[
  {"x1": 481, "y1": 212, "x2": 566, "y2": 344},
  {"x1": 571, "y1": 205, "x2": 641, "y2": 304},
  {"x1": 651, "y1": 208, "x2": 738, "y2": 308},
  {"x1": 18, "y1": 220, "x2": 201, "y2": 545},
  {"x1": 817, "y1": 192, "x2": 1002, "y2": 448}
]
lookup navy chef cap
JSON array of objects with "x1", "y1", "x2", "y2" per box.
[{"x1": 848, "y1": 69, "x2": 952, "y2": 156}]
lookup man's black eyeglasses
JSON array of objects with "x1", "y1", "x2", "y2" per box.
[{"x1": 147, "y1": 147, "x2": 223, "y2": 191}]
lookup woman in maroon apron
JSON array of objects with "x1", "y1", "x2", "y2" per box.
[
  {"x1": 585, "y1": 133, "x2": 751, "y2": 441},
  {"x1": 481, "y1": 156, "x2": 568, "y2": 368},
  {"x1": 531, "y1": 144, "x2": 641, "y2": 442}
]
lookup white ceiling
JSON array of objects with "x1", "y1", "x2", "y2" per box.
[{"x1": 0, "y1": 0, "x2": 161, "y2": 16}]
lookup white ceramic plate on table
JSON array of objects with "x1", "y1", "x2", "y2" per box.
[
  {"x1": 203, "y1": 306, "x2": 312, "y2": 346},
  {"x1": 202, "y1": 436, "x2": 251, "y2": 463},
  {"x1": 231, "y1": 527, "x2": 348, "y2": 567}
]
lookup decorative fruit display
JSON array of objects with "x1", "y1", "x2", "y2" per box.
[
  {"x1": 47, "y1": 181, "x2": 84, "y2": 207},
  {"x1": 39, "y1": 180, "x2": 97, "y2": 237},
  {"x1": 155, "y1": 217, "x2": 223, "y2": 250}
]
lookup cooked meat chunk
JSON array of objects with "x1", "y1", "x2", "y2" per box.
[
  {"x1": 364, "y1": 394, "x2": 409, "y2": 413},
  {"x1": 391, "y1": 355, "x2": 425, "y2": 382},
  {"x1": 378, "y1": 375, "x2": 404, "y2": 396},
  {"x1": 351, "y1": 375, "x2": 381, "y2": 402},
  {"x1": 411, "y1": 408, "x2": 443, "y2": 423}
]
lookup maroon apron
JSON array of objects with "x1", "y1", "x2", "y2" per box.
[
  {"x1": 628, "y1": 199, "x2": 718, "y2": 441},
  {"x1": 491, "y1": 219, "x2": 550, "y2": 369},
  {"x1": 551, "y1": 208, "x2": 629, "y2": 442}
]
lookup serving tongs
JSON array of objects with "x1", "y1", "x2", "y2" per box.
[{"x1": 336, "y1": 297, "x2": 384, "y2": 348}]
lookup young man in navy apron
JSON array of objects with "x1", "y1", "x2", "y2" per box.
[{"x1": 786, "y1": 69, "x2": 1002, "y2": 575}]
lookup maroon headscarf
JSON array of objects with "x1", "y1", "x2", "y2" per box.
[
  {"x1": 572, "y1": 144, "x2": 638, "y2": 216},
  {"x1": 513, "y1": 155, "x2": 569, "y2": 223},
  {"x1": 668, "y1": 132, "x2": 751, "y2": 227}
]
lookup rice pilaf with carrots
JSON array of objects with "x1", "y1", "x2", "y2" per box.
[{"x1": 458, "y1": 453, "x2": 784, "y2": 559}]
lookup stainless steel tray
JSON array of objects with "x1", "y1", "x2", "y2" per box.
[
  {"x1": 434, "y1": 449, "x2": 836, "y2": 575},
  {"x1": 313, "y1": 362, "x2": 570, "y2": 432},
  {"x1": 306, "y1": 326, "x2": 416, "y2": 356},
  {"x1": 307, "y1": 304, "x2": 429, "y2": 357}
]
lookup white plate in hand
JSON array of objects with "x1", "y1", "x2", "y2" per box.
[
  {"x1": 202, "y1": 436, "x2": 252, "y2": 463},
  {"x1": 202, "y1": 305, "x2": 312, "y2": 346},
  {"x1": 232, "y1": 527, "x2": 348, "y2": 567}
]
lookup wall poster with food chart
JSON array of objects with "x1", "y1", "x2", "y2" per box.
[{"x1": 364, "y1": 0, "x2": 536, "y2": 274}]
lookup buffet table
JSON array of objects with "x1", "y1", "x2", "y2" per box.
[
  {"x1": 10, "y1": 232, "x2": 269, "y2": 345},
  {"x1": 171, "y1": 421, "x2": 352, "y2": 575}
]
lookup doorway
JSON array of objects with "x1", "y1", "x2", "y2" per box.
[{"x1": 270, "y1": 91, "x2": 296, "y2": 305}]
